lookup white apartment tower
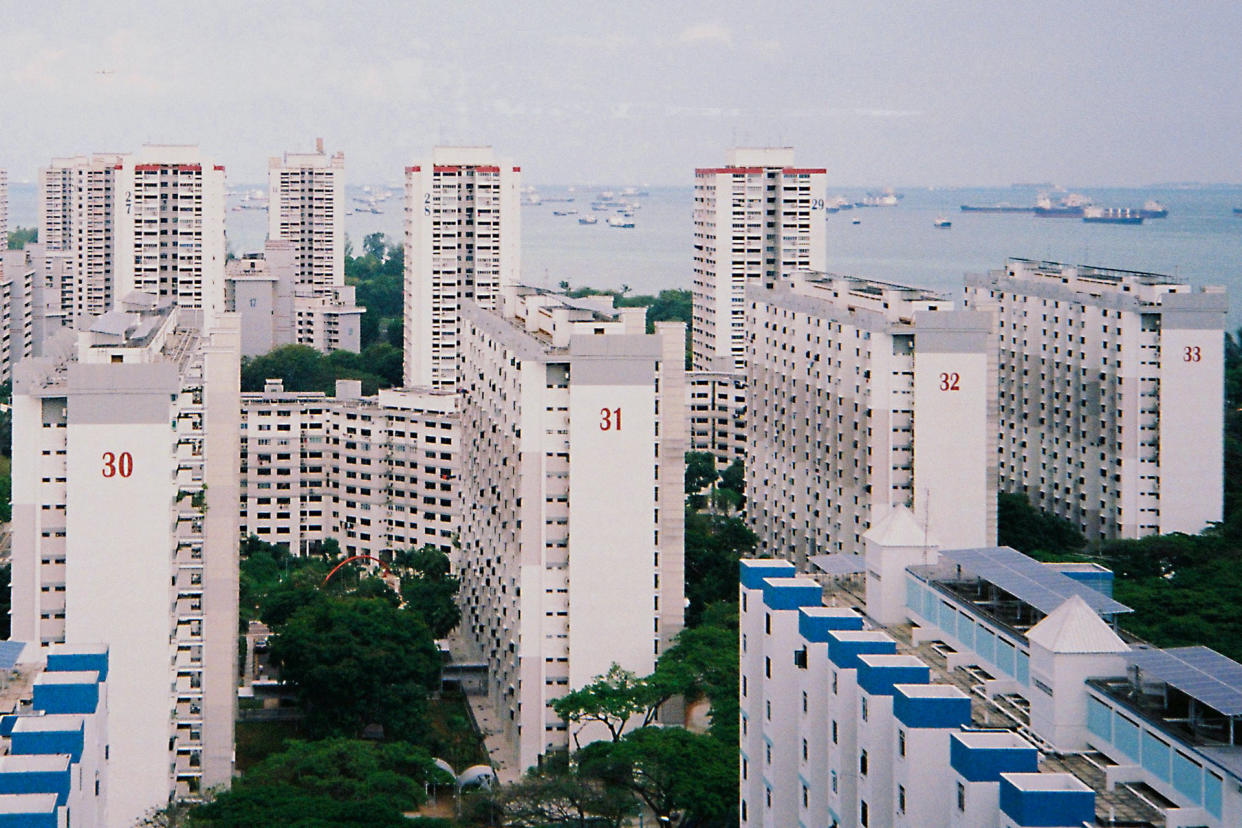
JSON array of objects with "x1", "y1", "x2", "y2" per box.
[
  {"x1": 746, "y1": 272, "x2": 997, "y2": 563},
  {"x1": 0, "y1": 167, "x2": 7, "y2": 246},
  {"x1": 39, "y1": 147, "x2": 226, "y2": 332},
  {"x1": 403, "y1": 147, "x2": 521, "y2": 389},
  {"x1": 38, "y1": 155, "x2": 124, "y2": 326},
  {"x1": 458, "y1": 287, "x2": 685, "y2": 770},
  {"x1": 267, "y1": 139, "x2": 346, "y2": 295},
  {"x1": 113, "y1": 146, "x2": 227, "y2": 323},
  {"x1": 10, "y1": 296, "x2": 241, "y2": 824},
  {"x1": 964, "y1": 258, "x2": 1227, "y2": 539},
  {"x1": 691, "y1": 148, "x2": 826, "y2": 372}
]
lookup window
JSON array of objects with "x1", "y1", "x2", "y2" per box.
[
  {"x1": 765, "y1": 613, "x2": 771, "y2": 634},
  {"x1": 765, "y1": 656, "x2": 771, "y2": 678},
  {"x1": 957, "y1": 782, "x2": 965, "y2": 811},
  {"x1": 802, "y1": 738, "x2": 808, "y2": 761},
  {"x1": 832, "y1": 671, "x2": 838, "y2": 694},
  {"x1": 898, "y1": 729, "x2": 906, "y2": 757},
  {"x1": 830, "y1": 770, "x2": 837, "y2": 794},
  {"x1": 832, "y1": 720, "x2": 838, "y2": 744},
  {"x1": 859, "y1": 750, "x2": 868, "y2": 776},
  {"x1": 765, "y1": 700, "x2": 771, "y2": 720},
  {"x1": 802, "y1": 690, "x2": 808, "y2": 713},
  {"x1": 861, "y1": 696, "x2": 869, "y2": 721},
  {"x1": 860, "y1": 800, "x2": 869, "y2": 826},
  {"x1": 898, "y1": 785, "x2": 906, "y2": 814}
]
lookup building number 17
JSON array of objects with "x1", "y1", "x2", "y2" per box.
[{"x1": 599, "y1": 407, "x2": 622, "y2": 431}]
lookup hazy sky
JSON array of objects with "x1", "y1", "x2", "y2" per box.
[{"x1": 3, "y1": 1, "x2": 1241, "y2": 186}]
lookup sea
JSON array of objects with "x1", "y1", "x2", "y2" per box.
[{"x1": 9, "y1": 182, "x2": 1242, "y2": 327}]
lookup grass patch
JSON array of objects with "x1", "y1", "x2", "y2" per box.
[
  {"x1": 425, "y1": 691, "x2": 489, "y2": 771},
  {"x1": 235, "y1": 719, "x2": 307, "y2": 773}
]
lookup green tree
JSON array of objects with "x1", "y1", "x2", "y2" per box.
[
  {"x1": 7, "y1": 227, "x2": 36, "y2": 250},
  {"x1": 394, "y1": 546, "x2": 461, "y2": 638},
  {"x1": 494, "y1": 765, "x2": 634, "y2": 828},
  {"x1": 386, "y1": 318, "x2": 403, "y2": 350},
  {"x1": 997, "y1": 492, "x2": 1086, "y2": 559},
  {"x1": 685, "y1": 451, "x2": 718, "y2": 497},
  {"x1": 551, "y1": 664, "x2": 657, "y2": 748},
  {"x1": 683, "y1": 511, "x2": 757, "y2": 626},
  {"x1": 649, "y1": 605, "x2": 739, "y2": 744},
  {"x1": 578, "y1": 727, "x2": 735, "y2": 827},
  {"x1": 269, "y1": 597, "x2": 441, "y2": 739}
]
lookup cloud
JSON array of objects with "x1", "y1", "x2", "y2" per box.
[{"x1": 677, "y1": 22, "x2": 733, "y2": 47}]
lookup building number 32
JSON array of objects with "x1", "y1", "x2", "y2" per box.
[
  {"x1": 938, "y1": 372, "x2": 961, "y2": 391},
  {"x1": 599, "y1": 407, "x2": 622, "y2": 431},
  {"x1": 101, "y1": 451, "x2": 134, "y2": 478}
]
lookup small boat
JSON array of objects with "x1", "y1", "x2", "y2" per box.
[
  {"x1": 1233, "y1": 207, "x2": 1242, "y2": 216},
  {"x1": 578, "y1": 216, "x2": 598, "y2": 225},
  {"x1": 552, "y1": 209, "x2": 577, "y2": 216},
  {"x1": 933, "y1": 217, "x2": 952, "y2": 229},
  {"x1": 1034, "y1": 192, "x2": 1091, "y2": 217},
  {"x1": 607, "y1": 216, "x2": 634, "y2": 229},
  {"x1": 851, "y1": 218, "x2": 861, "y2": 225}
]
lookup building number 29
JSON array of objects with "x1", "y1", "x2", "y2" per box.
[
  {"x1": 101, "y1": 451, "x2": 134, "y2": 478},
  {"x1": 1184, "y1": 346, "x2": 1202, "y2": 362},
  {"x1": 938, "y1": 372, "x2": 961, "y2": 391},
  {"x1": 599, "y1": 407, "x2": 622, "y2": 431}
]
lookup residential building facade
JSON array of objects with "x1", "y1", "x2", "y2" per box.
[
  {"x1": 685, "y1": 369, "x2": 747, "y2": 470},
  {"x1": 239, "y1": 380, "x2": 458, "y2": 558},
  {"x1": 10, "y1": 296, "x2": 240, "y2": 822},
  {"x1": 458, "y1": 287, "x2": 685, "y2": 769},
  {"x1": 746, "y1": 271, "x2": 997, "y2": 563},
  {"x1": 403, "y1": 146, "x2": 521, "y2": 389},
  {"x1": 964, "y1": 258, "x2": 1227, "y2": 539},
  {"x1": 267, "y1": 138, "x2": 346, "y2": 296},
  {"x1": 691, "y1": 148, "x2": 826, "y2": 372}
]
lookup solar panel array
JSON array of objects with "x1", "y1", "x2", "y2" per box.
[
  {"x1": 0, "y1": 641, "x2": 26, "y2": 672},
  {"x1": 939, "y1": 547, "x2": 1131, "y2": 617},
  {"x1": 809, "y1": 554, "x2": 867, "y2": 576},
  {"x1": 1126, "y1": 646, "x2": 1242, "y2": 717}
]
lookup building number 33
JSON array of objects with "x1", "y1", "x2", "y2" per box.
[{"x1": 101, "y1": 451, "x2": 134, "y2": 478}]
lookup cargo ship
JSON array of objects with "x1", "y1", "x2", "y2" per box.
[
  {"x1": 1034, "y1": 192, "x2": 1092, "y2": 217},
  {"x1": 1082, "y1": 207, "x2": 1143, "y2": 225},
  {"x1": 959, "y1": 203, "x2": 1035, "y2": 213}
]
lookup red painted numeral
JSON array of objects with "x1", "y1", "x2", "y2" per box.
[
  {"x1": 939, "y1": 372, "x2": 961, "y2": 391},
  {"x1": 599, "y1": 407, "x2": 622, "y2": 431},
  {"x1": 1184, "y1": 346, "x2": 1202, "y2": 362},
  {"x1": 102, "y1": 451, "x2": 134, "y2": 478}
]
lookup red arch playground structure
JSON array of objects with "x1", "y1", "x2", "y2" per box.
[{"x1": 320, "y1": 555, "x2": 392, "y2": 587}]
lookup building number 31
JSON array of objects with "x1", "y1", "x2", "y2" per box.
[
  {"x1": 599, "y1": 408, "x2": 622, "y2": 431},
  {"x1": 101, "y1": 451, "x2": 134, "y2": 478}
]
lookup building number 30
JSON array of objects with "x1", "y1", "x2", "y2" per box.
[
  {"x1": 101, "y1": 451, "x2": 134, "y2": 478},
  {"x1": 599, "y1": 407, "x2": 622, "y2": 431}
]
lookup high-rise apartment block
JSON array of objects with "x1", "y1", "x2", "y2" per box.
[
  {"x1": 239, "y1": 379, "x2": 458, "y2": 557},
  {"x1": 746, "y1": 271, "x2": 997, "y2": 563},
  {"x1": 10, "y1": 296, "x2": 240, "y2": 821},
  {"x1": 39, "y1": 154, "x2": 123, "y2": 326},
  {"x1": 38, "y1": 147, "x2": 226, "y2": 334},
  {"x1": 458, "y1": 287, "x2": 685, "y2": 769},
  {"x1": 691, "y1": 148, "x2": 826, "y2": 373},
  {"x1": 268, "y1": 139, "x2": 346, "y2": 297},
  {"x1": 403, "y1": 147, "x2": 521, "y2": 389},
  {"x1": 964, "y1": 258, "x2": 1227, "y2": 539},
  {"x1": 0, "y1": 246, "x2": 34, "y2": 383},
  {"x1": 0, "y1": 167, "x2": 7, "y2": 247}
]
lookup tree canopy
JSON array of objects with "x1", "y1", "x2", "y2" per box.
[
  {"x1": 269, "y1": 596, "x2": 441, "y2": 740},
  {"x1": 240, "y1": 343, "x2": 402, "y2": 395},
  {"x1": 683, "y1": 510, "x2": 757, "y2": 626}
]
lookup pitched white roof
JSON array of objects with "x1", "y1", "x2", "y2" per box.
[
  {"x1": 1026, "y1": 594, "x2": 1129, "y2": 654},
  {"x1": 864, "y1": 505, "x2": 938, "y2": 549}
]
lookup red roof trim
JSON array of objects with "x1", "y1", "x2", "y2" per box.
[
  {"x1": 213, "y1": 164, "x2": 225, "y2": 171},
  {"x1": 405, "y1": 165, "x2": 421, "y2": 173},
  {"x1": 177, "y1": 164, "x2": 202, "y2": 172},
  {"x1": 433, "y1": 165, "x2": 460, "y2": 173},
  {"x1": 512, "y1": 166, "x2": 521, "y2": 172},
  {"x1": 782, "y1": 167, "x2": 826, "y2": 175},
  {"x1": 133, "y1": 163, "x2": 161, "y2": 171},
  {"x1": 475, "y1": 165, "x2": 500, "y2": 173},
  {"x1": 695, "y1": 166, "x2": 765, "y2": 175}
]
